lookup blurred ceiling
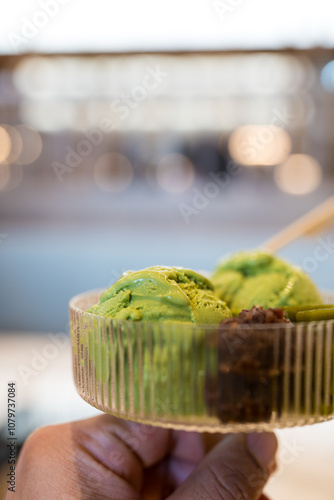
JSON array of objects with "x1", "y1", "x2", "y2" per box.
[{"x1": 1, "y1": 0, "x2": 334, "y2": 54}]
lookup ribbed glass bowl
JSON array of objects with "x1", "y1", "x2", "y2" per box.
[{"x1": 69, "y1": 290, "x2": 334, "y2": 433}]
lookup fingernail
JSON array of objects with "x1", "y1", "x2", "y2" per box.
[{"x1": 247, "y1": 432, "x2": 277, "y2": 472}]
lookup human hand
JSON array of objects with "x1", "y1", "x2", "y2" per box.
[{"x1": 6, "y1": 414, "x2": 277, "y2": 499}]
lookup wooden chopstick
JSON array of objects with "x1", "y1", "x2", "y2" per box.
[{"x1": 261, "y1": 196, "x2": 334, "y2": 253}]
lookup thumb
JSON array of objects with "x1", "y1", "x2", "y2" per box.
[{"x1": 168, "y1": 432, "x2": 277, "y2": 500}]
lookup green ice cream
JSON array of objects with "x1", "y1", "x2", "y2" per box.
[
  {"x1": 211, "y1": 250, "x2": 323, "y2": 312},
  {"x1": 89, "y1": 265, "x2": 232, "y2": 324},
  {"x1": 85, "y1": 266, "x2": 231, "y2": 418}
]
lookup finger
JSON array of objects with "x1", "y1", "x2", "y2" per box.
[
  {"x1": 71, "y1": 416, "x2": 219, "y2": 495},
  {"x1": 166, "y1": 431, "x2": 227, "y2": 488},
  {"x1": 167, "y1": 432, "x2": 278, "y2": 500},
  {"x1": 104, "y1": 419, "x2": 222, "y2": 474},
  {"x1": 93, "y1": 415, "x2": 172, "y2": 467},
  {"x1": 170, "y1": 431, "x2": 207, "y2": 463},
  {"x1": 97, "y1": 417, "x2": 225, "y2": 469},
  {"x1": 73, "y1": 414, "x2": 175, "y2": 493},
  {"x1": 103, "y1": 421, "x2": 216, "y2": 495},
  {"x1": 96, "y1": 422, "x2": 218, "y2": 500},
  {"x1": 109, "y1": 425, "x2": 224, "y2": 497}
]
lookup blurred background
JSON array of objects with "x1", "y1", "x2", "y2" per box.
[{"x1": 1, "y1": 1, "x2": 334, "y2": 498}]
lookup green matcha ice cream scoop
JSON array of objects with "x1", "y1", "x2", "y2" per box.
[
  {"x1": 211, "y1": 250, "x2": 323, "y2": 312},
  {"x1": 89, "y1": 265, "x2": 232, "y2": 324}
]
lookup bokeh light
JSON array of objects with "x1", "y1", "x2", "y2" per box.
[
  {"x1": 156, "y1": 153, "x2": 195, "y2": 193},
  {"x1": 19, "y1": 100, "x2": 76, "y2": 133},
  {"x1": 228, "y1": 125, "x2": 291, "y2": 166},
  {"x1": 274, "y1": 154, "x2": 322, "y2": 195},
  {"x1": 94, "y1": 152, "x2": 133, "y2": 192},
  {"x1": 16, "y1": 125, "x2": 43, "y2": 165},
  {"x1": 13, "y1": 57, "x2": 58, "y2": 99},
  {"x1": 1, "y1": 125, "x2": 23, "y2": 164},
  {"x1": 0, "y1": 126, "x2": 11, "y2": 164}
]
